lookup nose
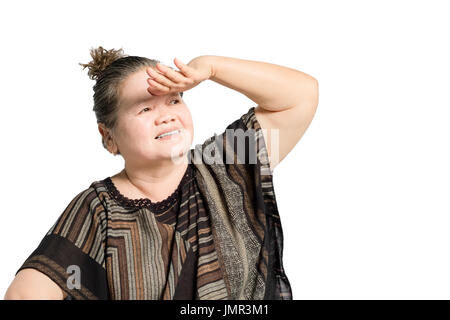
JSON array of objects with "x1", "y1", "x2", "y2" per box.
[{"x1": 155, "y1": 112, "x2": 176, "y2": 125}]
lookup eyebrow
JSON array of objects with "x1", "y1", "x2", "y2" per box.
[
  {"x1": 128, "y1": 92, "x2": 178, "y2": 110},
  {"x1": 130, "y1": 92, "x2": 179, "y2": 109}
]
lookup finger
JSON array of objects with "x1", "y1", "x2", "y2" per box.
[
  {"x1": 155, "y1": 63, "x2": 187, "y2": 83},
  {"x1": 147, "y1": 68, "x2": 177, "y2": 89},
  {"x1": 147, "y1": 78, "x2": 170, "y2": 95},
  {"x1": 174, "y1": 57, "x2": 195, "y2": 78}
]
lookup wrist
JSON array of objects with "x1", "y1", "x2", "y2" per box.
[{"x1": 193, "y1": 55, "x2": 217, "y2": 80}]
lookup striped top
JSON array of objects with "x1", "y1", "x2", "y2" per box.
[{"x1": 16, "y1": 107, "x2": 292, "y2": 300}]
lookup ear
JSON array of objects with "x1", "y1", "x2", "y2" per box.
[
  {"x1": 98, "y1": 123, "x2": 118, "y2": 155},
  {"x1": 98, "y1": 123, "x2": 109, "y2": 138}
]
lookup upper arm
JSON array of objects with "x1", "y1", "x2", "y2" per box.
[
  {"x1": 9, "y1": 187, "x2": 108, "y2": 300},
  {"x1": 4, "y1": 268, "x2": 67, "y2": 300},
  {"x1": 254, "y1": 79, "x2": 319, "y2": 169}
]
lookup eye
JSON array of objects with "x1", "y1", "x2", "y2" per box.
[{"x1": 140, "y1": 99, "x2": 179, "y2": 114}]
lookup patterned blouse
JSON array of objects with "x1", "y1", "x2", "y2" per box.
[{"x1": 16, "y1": 107, "x2": 292, "y2": 300}]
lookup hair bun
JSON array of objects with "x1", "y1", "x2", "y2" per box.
[{"x1": 79, "y1": 46, "x2": 127, "y2": 81}]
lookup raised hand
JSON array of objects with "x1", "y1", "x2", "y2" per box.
[{"x1": 146, "y1": 57, "x2": 213, "y2": 96}]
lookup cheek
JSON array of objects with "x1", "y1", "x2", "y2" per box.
[
  {"x1": 118, "y1": 119, "x2": 150, "y2": 142},
  {"x1": 181, "y1": 108, "x2": 193, "y2": 128},
  {"x1": 181, "y1": 111, "x2": 194, "y2": 138}
]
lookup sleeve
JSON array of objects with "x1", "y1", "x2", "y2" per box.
[
  {"x1": 191, "y1": 106, "x2": 293, "y2": 300},
  {"x1": 225, "y1": 106, "x2": 272, "y2": 175},
  {"x1": 192, "y1": 106, "x2": 272, "y2": 175},
  {"x1": 15, "y1": 186, "x2": 109, "y2": 300}
]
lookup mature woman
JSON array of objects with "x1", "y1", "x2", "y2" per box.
[{"x1": 4, "y1": 47, "x2": 318, "y2": 300}]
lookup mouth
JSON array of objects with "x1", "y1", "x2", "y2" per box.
[{"x1": 155, "y1": 129, "x2": 181, "y2": 140}]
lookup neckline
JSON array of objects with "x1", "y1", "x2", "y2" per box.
[{"x1": 102, "y1": 164, "x2": 193, "y2": 212}]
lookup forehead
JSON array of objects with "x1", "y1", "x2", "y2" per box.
[
  {"x1": 119, "y1": 69, "x2": 154, "y2": 108},
  {"x1": 118, "y1": 68, "x2": 181, "y2": 112}
]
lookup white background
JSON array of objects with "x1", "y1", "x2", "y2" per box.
[{"x1": 1, "y1": 0, "x2": 449, "y2": 299}]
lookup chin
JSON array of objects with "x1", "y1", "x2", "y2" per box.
[{"x1": 153, "y1": 143, "x2": 188, "y2": 161}]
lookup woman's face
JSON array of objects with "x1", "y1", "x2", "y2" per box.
[{"x1": 111, "y1": 67, "x2": 194, "y2": 165}]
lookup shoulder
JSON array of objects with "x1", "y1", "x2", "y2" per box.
[
  {"x1": 46, "y1": 181, "x2": 108, "y2": 240},
  {"x1": 188, "y1": 106, "x2": 273, "y2": 182},
  {"x1": 189, "y1": 107, "x2": 269, "y2": 168}
]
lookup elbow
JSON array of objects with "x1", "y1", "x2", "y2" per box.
[
  {"x1": 306, "y1": 78, "x2": 319, "y2": 110},
  {"x1": 4, "y1": 288, "x2": 23, "y2": 300},
  {"x1": 294, "y1": 77, "x2": 319, "y2": 109},
  {"x1": 310, "y1": 77, "x2": 319, "y2": 97},
  {"x1": 4, "y1": 287, "x2": 64, "y2": 300}
]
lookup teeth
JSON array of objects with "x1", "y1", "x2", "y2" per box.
[{"x1": 156, "y1": 129, "x2": 180, "y2": 139}]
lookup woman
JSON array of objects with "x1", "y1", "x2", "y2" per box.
[{"x1": 4, "y1": 47, "x2": 319, "y2": 300}]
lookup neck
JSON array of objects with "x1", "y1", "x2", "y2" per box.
[{"x1": 121, "y1": 156, "x2": 189, "y2": 203}]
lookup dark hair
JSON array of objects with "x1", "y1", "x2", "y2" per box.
[{"x1": 78, "y1": 46, "x2": 183, "y2": 154}]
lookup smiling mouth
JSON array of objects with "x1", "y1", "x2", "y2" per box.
[{"x1": 155, "y1": 129, "x2": 181, "y2": 139}]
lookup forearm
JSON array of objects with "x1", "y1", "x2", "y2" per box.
[{"x1": 199, "y1": 55, "x2": 317, "y2": 112}]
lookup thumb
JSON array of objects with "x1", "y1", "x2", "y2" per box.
[
  {"x1": 174, "y1": 57, "x2": 194, "y2": 78},
  {"x1": 173, "y1": 57, "x2": 184, "y2": 69}
]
